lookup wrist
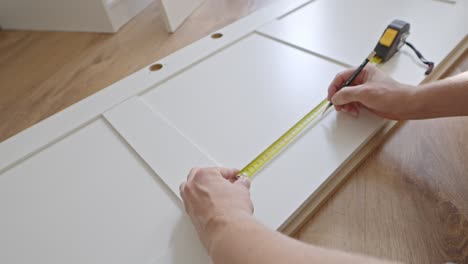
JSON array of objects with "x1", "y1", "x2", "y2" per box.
[
  {"x1": 205, "y1": 212, "x2": 255, "y2": 255},
  {"x1": 404, "y1": 83, "x2": 428, "y2": 119}
]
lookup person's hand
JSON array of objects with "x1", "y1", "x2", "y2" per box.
[
  {"x1": 180, "y1": 167, "x2": 253, "y2": 251},
  {"x1": 328, "y1": 64, "x2": 417, "y2": 120}
]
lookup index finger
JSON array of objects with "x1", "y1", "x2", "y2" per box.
[
  {"x1": 216, "y1": 167, "x2": 240, "y2": 181},
  {"x1": 200, "y1": 167, "x2": 240, "y2": 181},
  {"x1": 327, "y1": 68, "x2": 357, "y2": 100}
]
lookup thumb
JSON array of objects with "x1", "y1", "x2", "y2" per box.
[
  {"x1": 331, "y1": 84, "x2": 367, "y2": 106},
  {"x1": 234, "y1": 176, "x2": 251, "y2": 190}
]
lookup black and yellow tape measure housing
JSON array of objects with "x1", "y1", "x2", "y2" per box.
[
  {"x1": 373, "y1": 19, "x2": 410, "y2": 63},
  {"x1": 372, "y1": 19, "x2": 434, "y2": 74}
]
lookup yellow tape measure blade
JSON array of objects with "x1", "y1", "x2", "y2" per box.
[{"x1": 239, "y1": 99, "x2": 329, "y2": 178}]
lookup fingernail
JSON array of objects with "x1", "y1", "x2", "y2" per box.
[
  {"x1": 240, "y1": 176, "x2": 251, "y2": 185},
  {"x1": 238, "y1": 176, "x2": 248, "y2": 182}
]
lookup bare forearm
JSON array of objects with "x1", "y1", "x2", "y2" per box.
[
  {"x1": 208, "y1": 213, "x2": 396, "y2": 264},
  {"x1": 414, "y1": 71, "x2": 468, "y2": 119}
]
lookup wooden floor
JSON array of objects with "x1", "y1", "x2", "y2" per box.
[{"x1": 1, "y1": 0, "x2": 467, "y2": 263}]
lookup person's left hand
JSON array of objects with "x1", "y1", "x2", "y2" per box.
[{"x1": 180, "y1": 167, "x2": 253, "y2": 251}]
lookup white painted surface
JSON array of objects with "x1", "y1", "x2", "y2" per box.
[
  {"x1": 252, "y1": 109, "x2": 383, "y2": 228},
  {"x1": 0, "y1": 0, "x2": 153, "y2": 32},
  {"x1": 258, "y1": 0, "x2": 468, "y2": 84},
  {"x1": 142, "y1": 33, "x2": 385, "y2": 228},
  {"x1": 161, "y1": 0, "x2": 205, "y2": 32},
  {"x1": 0, "y1": 118, "x2": 208, "y2": 263},
  {"x1": 143, "y1": 33, "x2": 345, "y2": 177},
  {"x1": 0, "y1": 0, "x2": 465, "y2": 262},
  {"x1": 104, "y1": 97, "x2": 218, "y2": 196}
]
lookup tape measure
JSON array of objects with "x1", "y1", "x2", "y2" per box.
[
  {"x1": 372, "y1": 19, "x2": 410, "y2": 64},
  {"x1": 237, "y1": 19, "x2": 433, "y2": 179},
  {"x1": 372, "y1": 19, "x2": 434, "y2": 74},
  {"x1": 238, "y1": 99, "x2": 329, "y2": 178}
]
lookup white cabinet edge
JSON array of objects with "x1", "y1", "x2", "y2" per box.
[
  {"x1": 105, "y1": 0, "x2": 155, "y2": 31},
  {"x1": 161, "y1": 0, "x2": 205, "y2": 33}
]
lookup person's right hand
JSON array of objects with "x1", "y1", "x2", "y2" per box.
[
  {"x1": 328, "y1": 64, "x2": 417, "y2": 120},
  {"x1": 180, "y1": 167, "x2": 253, "y2": 252}
]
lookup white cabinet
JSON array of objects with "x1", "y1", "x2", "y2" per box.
[
  {"x1": 161, "y1": 0, "x2": 205, "y2": 32},
  {"x1": 0, "y1": 0, "x2": 153, "y2": 32}
]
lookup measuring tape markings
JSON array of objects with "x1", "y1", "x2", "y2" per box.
[{"x1": 238, "y1": 98, "x2": 330, "y2": 178}]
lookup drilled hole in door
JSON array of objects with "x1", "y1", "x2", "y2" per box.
[
  {"x1": 149, "y1": 64, "x2": 163, "y2": 71},
  {"x1": 211, "y1": 33, "x2": 223, "y2": 39}
]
